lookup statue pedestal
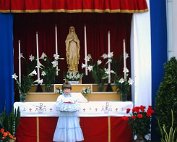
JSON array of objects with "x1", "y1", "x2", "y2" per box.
[{"x1": 68, "y1": 81, "x2": 79, "y2": 84}]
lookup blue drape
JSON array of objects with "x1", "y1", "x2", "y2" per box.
[
  {"x1": 150, "y1": 0, "x2": 167, "y2": 141},
  {"x1": 0, "y1": 14, "x2": 14, "y2": 114}
]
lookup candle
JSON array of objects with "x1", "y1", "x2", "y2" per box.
[
  {"x1": 18, "y1": 40, "x2": 21, "y2": 84},
  {"x1": 36, "y1": 32, "x2": 40, "y2": 81},
  {"x1": 55, "y1": 25, "x2": 59, "y2": 76},
  {"x1": 84, "y1": 25, "x2": 88, "y2": 75},
  {"x1": 55, "y1": 25, "x2": 58, "y2": 55},
  {"x1": 123, "y1": 39, "x2": 127, "y2": 80},
  {"x1": 108, "y1": 31, "x2": 111, "y2": 83}
]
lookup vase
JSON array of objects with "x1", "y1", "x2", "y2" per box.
[
  {"x1": 120, "y1": 93, "x2": 127, "y2": 101},
  {"x1": 98, "y1": 83, "x2": 104, "y2": 92},
  {"x1": 20, "y1": 92, "x2": 27, "y2": 102}
]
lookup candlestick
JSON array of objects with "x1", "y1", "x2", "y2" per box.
[
  {"x1": 108, "y1": 31, "x2": 111, "y2": 83},
  {"x1": 18, "y1": 40, "x2": 21, "y2": 84},
  {"x1": 55, "y1": 25, "x2": 59, "y2": 76},
  {"x1": 36, "y1": 32, "x2": 40, "y2": 81},
  {"x1": 84, "y1": 25, "x2": 88, "y2": 75},
  {"x1": 123, "y1": 39, "x2": 127, "y2": 80}
]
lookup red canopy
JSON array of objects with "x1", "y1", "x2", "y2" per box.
[{"x1": 0, "y1": 0, "x2": 148, "y2": 13}]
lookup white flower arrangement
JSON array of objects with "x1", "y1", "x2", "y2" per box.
[
  {"x1": 82, "y1": 53, "x2": 115, "y2": 84},
  {"x1": 65, "y1": 71, "x2": 83, "y2": 81}
]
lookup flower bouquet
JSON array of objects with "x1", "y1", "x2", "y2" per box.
[
  {"x1": 122, "y1": 105, "x2": 154, "y2": 141},
  {"x1": 65, "y1": 71, "x2": 83, "y2": 83}
]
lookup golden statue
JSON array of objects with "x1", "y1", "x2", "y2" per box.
[{"x1": 65, "y1": 26, "x2": 80, "y2": 72}]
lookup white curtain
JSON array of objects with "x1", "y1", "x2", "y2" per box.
[{"x1": 130, "y1": 0, "x2": 152, "y2": 107}]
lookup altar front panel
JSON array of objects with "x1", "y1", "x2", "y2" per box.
[
  {"x1": 16, "y1": 117, "x2": 132, "y2": 142},
  {"x1": 15, "y1": 101, "x2": 133, "y2": 142}
]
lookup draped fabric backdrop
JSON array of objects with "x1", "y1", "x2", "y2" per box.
[
  {"x1": 13, "y1": 13, "x2": 132, "y2": 83},
  {"x1": 0, "y1": 14, "x2": 14, "y2": 113}
]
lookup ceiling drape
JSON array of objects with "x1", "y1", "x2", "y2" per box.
[{"x1": 0, "y1": 0, "x2": 148, "y2": 13}]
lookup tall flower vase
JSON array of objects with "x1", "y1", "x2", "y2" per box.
[
  {"x1": 120, "y1": 93, "x2": 127, "y2": 101},
  {"x1": 98, "y1": 83, "x2": 104, "y2": 92},
  {"x1": 20, "y1": 92, "x2": 27, "y2": 102}
]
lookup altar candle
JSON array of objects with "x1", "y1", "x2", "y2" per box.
[
  {"x1": 36, "y1": 32, "x2": 40, "y2": 81},
  {"x1": 123, "y1": 39, "x2": 127, "y2": 80},
  {"x1": 55, "y1": 25, "x2": 59, "y2": 76},
  {"x1": 108, "y1": 31, "x2": 111, "y2": 83},
  {"x1": 18, "y1": 40, "x2": 21, "y2": 84},
  {"x1": 84, "y1": 25, "x2": 88, "y2": 75},
  {"x1": 55, "y1": 25, "x2": 58, "y2": 55}
]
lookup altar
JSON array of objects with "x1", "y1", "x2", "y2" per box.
[{"x1": 14, "y1": 101, "x2": 133, "y2": 142}]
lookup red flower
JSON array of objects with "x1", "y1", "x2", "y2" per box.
[
  {"x1": 123, "y1": 105, "x2": 154, "y2": 139},
  {"x1": 132, "y1": 106, "x2": 140, "y2": 113},
  {"x1": 137, "y1": 113, "x2": 143, "y2": 118},
  {"x1": 139, "y1": 105, "x2": 145, "y2": 112}
]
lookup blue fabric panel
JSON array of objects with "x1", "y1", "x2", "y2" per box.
[
  {"x1": 0, "y1": 13, "x2": 14, "y2": 114},
  {"x1": 150, "y1": 0, "x2": 167, "y2": 140}
]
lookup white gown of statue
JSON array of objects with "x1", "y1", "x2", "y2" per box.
[{"x1": 53, "y1": 93, "x2": 85, "y2": 142}]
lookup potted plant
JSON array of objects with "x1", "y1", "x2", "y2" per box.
[
  {"x1": 0, "y1": 107, "x2": 20, "y2": 142},
  {"x1": 122, "y1": 105, "x2": 154, "y2": 141},
  {"x1": 155, "y1": 57, "x2": 177, "y2": 139},
  {"x1": 82, "y1": 53, "x2": 114, "y2": 91},
  {"x1": 12, "y1": 73, "x2": 34, "y2": 102},
  {"x1": 158, "y1": 110, "x2": 177, "y2": 142},
  {"x1": 115, "y1": 77, "x2": 133, "y2": 101}
]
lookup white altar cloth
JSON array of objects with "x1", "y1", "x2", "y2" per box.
[{"x1": 14, "y1": 101, "x2": 133, "y2": 117}]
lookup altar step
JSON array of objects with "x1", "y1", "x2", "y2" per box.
[
  {"x1": 26, "y1": 92, "x2": 120, "y2": 102},
  {"x1": 29, "y1": 84, "x2": 117, "y2": 92}
]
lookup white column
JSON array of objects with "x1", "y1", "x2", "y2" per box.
[
  {"x1": 84, "y1": 25, "x2": 88, "y2": 75},
  {"x1": 130, "y1": 0, "x2": 151, "y2": 107},
  {"x1": 167, "y1": 0, "x2": 177, "y2": 59}
]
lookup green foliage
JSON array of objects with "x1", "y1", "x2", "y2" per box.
[
  {"x1": 155, "y1": 57, "x2": 177, "y2": 139},
  {"x1": 41, "y1": 57, "x2": 56, "y2": 91},
  {"x1": 158, "y1": 110, "x2": 177, "y2": 142},
  {"x1": 0, "y1": 107, "x2": 20, "y2": 136},
  {"x1": 16, "y1": 75, "x2": 33, "y2": 94}
]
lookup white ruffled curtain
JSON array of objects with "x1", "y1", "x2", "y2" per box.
[{"x1": 130, "y1": 0, "x2": 152, "y2": 107}]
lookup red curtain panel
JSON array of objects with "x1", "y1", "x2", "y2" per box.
[{"x1": 0, "y1": 0, "x2": 148, "y2": 13}]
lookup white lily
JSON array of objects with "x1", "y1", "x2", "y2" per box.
[
  {"x1": 29, "y1": 54, "x2": 35, "y2": 61},
  {"x1": 41, "y1": 71, "x2": 46, "y2": 76},
  {"x1": 40, "y1": 52, "x2": 47, "y2": 60},
  {"x1": 12, "y1": 73, "x2": 18, "y2": 80},
  {"x1": 29, "y1": 70, "x2": 37, "y2": 76},
  {"x1": 119, "y1": 78, "x2": 125, "y2": 83},
  {"x1": 52, "y1": 60, "x2": 58, "y2": 67},
  {"x1": 97, "y1": 60, "x2": 102, "y2": 65},
  {"x1": 53, "y1": 54, "x2": 60, "y2": 60}
]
